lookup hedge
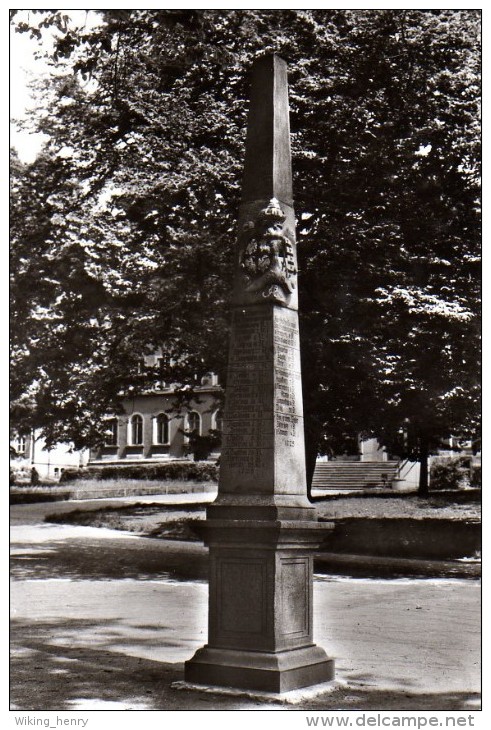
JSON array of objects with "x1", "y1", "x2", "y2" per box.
[{"x1": 59, "y1": 461, "x2": 219, "y2": 483}]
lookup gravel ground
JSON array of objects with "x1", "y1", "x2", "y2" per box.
[{"x1": 10, "y1": 514, "x2": 481, "y2": 712}]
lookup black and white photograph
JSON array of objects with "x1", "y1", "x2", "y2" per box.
[{"x1": 9, "y1": 4, "x2": 482, "y2": 722}]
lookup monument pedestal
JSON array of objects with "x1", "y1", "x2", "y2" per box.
[{"x1": 185, "y1": 519, "x2": 335, "y2": 692}]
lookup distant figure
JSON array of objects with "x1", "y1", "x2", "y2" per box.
[{"x1": 30, "y1": 467, "x2": 40, "y2": 486}]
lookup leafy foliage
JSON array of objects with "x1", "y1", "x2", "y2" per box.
[
  {"x1": 181, "y1": 428, "x2": 222, "y2": 461},
  {"x1": 469, "y1": 464, "x2": 481, "y2": 489},
  {"x1": 11, "y1": 10, "x2": 480, "y2": 487},
  {"x1": 429, "y1": 457, "x2": 470, "y2": 491}
]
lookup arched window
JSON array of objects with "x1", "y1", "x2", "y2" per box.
[
  {"x1": 14, "y1": 434, "x2": 27, "y2": 455},
  {"x1": 130, "y1": 414, "x2": 143, "y2": 445},
  {"x1": 214, "y1": 409, "x2": 223, "y2": 432},
  {"x1": 155, "y1": 413, "x2": 169, "y2": 445},
  {"x1": 187, "y1": 411, "x2": 201, "y2": 435},
  {"x1": 105, "y1": 418, "x2": 118, "y2": 446}
]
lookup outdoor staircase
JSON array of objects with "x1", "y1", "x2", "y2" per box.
[{"x1": 312, "y1": 460, "x2": 400, "y2": 491}]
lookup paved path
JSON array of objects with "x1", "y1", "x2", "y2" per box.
[
  {"x1": 10, "y1": 504, "x2": 481, "y2": 711},
  {"x1": 9, "y1": 491, "x2": 217, "y2": 526}
]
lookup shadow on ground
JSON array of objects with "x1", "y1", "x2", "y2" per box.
[
  {"x1": 11, "y1": 534, "x2": 480, "y2": 584},
  {"x1": 10, "y1": 536, "x2": 209, "y2": 582},
  {"x1": 10, "y1": 618, "x2": 480, "y2": 712}
]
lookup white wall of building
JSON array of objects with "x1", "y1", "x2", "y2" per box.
[{"x1": 10, "y1": 430, "x2": 89, "y2": 480}]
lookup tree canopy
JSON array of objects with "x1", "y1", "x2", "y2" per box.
[{"x1": 10, "y1": 9, "x2": 480, "y2": 486}]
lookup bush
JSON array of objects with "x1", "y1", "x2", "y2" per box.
[
  {"x1": 9, "y1": 463, "x2": 31, "y2": 485},
  {"x1": 60, "y1": 461, "x2": 218, "y2": 483},
  {"x1": 58, "y1": 468, "x2": 90, "y2": 484},
  {"x1": 181, "y1": 429, "x2": 222, "y2": 461},
  {"x1": 470, "y1": 465, "x2": 481, "y2": 489},
  {"x1": 430, "y1": 458, "x2": 468, "y2": 490}
]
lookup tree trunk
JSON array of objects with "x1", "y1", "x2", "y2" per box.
[
  {"x1": 418, "y1": 437, "x2": 429, "y2": 497},
  {"x1": 304, "y1": 416, "x2": 321, "y2": 502}
]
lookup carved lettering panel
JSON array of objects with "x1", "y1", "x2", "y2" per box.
[
  {"x1": 219, "y1": 308, "x2": 275, "y2": 492},
  {"x1": 280, "y1": 558, "x2": 310, "y2": 637},
  {"x1": 219, "y1": 305, "x2": 306, "y2": 495},
  {"x1": 273, "y1": 307, "x2": 307, "y2": 493},
  {"x1": 219, "y1": 560, "x2": 266, "y2": 634}
]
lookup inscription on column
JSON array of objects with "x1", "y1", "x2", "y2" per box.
[
  {"x1": 219, "y1": 305, "x2": 306, "y2": 494},
  {"x1": 219, "y1": 308, "x2": 275, "y2": 491},
  {"x1": 273, "y1": 307, "x2": 307, "y2": 492}
]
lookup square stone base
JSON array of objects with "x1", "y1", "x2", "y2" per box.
[{"x1": 185, "y1": 644, "x2": 335, "y2": 694}]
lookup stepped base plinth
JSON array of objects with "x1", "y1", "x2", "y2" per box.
[{"x1": 185, "y1": 644, "x2": 335, "y2": 693}]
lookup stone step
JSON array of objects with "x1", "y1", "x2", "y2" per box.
[
  {"x1": 313, "y1": 469, "x2": 398, "y2": 474},
  {"x1": 312, "y1": 461, "x2": 400, "y2": 490},
  {"x1": 313, "y1": 467, "x2": 398, "y2": 474},
  {"x1": 314, "y1": 461, "x2": 399, "y2": 468},
  {"x1": 312, "y1": 472, "x2": 398, "y2": 478},
  {"x1": 313, "y1": 462, "x2": 398, "y2": 471}
]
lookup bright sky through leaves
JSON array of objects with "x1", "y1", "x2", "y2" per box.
[{"x1": 10, "y1": 10, "x2": 102, "y2": 162}]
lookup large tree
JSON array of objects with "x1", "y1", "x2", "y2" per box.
[
  {"x1": 292, "y1": 10, "x2": 481, "y2": 492},
  {"x1": 11, "y1": 10, "x2": 480, "y2": 490}
]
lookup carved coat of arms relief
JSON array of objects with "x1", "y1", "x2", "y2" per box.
[{"x1": 238, "y1": 198, "x2": 297, "y2": 305}]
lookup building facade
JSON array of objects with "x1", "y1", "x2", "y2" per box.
[
  {"x1": 90, "y1": 372, "x2": 223, "y2": 464},
  {"x1": 10, "y1": 430, "x2": 90, "y2": 480}
]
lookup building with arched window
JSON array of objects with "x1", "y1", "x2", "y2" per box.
[
  {"x1": 89, "y1": 358, "x2": 223, "y2": 464},
  {"x1": 212, "y1": 409, "x2": 223, "y2": 432},
  {"x1": 154, "y1": 413, "x2": 170, "y2": 445},
  {"x1": 105, "y1": 418, "x2": 118, "y2": 446},
  {"x1": 11, "y1": 347, "x2": 479, "y2": 487},
  {"x1": 186, "y1": 411, "x2": 201, "y2": 435},
  {"x1": 129, "y1": 414, "x2": 144, "y2": 445}
]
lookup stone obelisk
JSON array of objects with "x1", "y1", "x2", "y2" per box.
[{"x1": 185, "y1": 54, "x2": 334, "y2": 693}]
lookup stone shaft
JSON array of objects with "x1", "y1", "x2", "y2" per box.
[
  {"x1": 209, "y1": 303, "x2": 313, "y2": 520},
  {"x1": 241, "y1": 54, "x2": 293, "y2": 207},
  {"x1": 220, "y1": 305, "x2": 305, "y2": 493}
]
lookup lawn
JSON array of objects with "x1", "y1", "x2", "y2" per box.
[
  {"x1": 44, "y1": 489, "x2": 480, "y2": 543},
  {"x1": 315, "y1": 494, "x2": 480, "y2": 521},
  {"x1": 46, "y1": 501, "x2": 207, "y2": 540},
  {"x1": 10, "y1": 477, "x2": 217, "y2": 503}
]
